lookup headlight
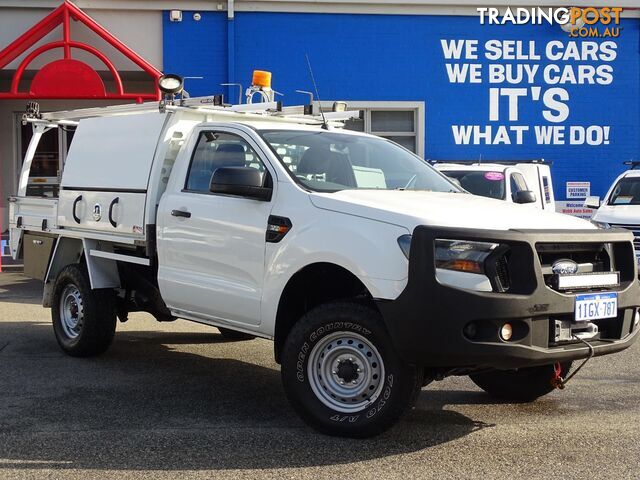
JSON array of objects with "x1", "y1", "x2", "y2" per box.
[
  {"x1": 591, "y1": 220, "x2": 611, "y2": 229},
  {"x1": 435, "y1": 239, "x2": 499, "y2": 274},
  {"x1": 397, "y1": 234, "x2": 412, "y2": 259}
]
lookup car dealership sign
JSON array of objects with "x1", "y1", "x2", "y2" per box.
[{"x1": 441, "y1": 38, "x2": 616, "y2": 147}]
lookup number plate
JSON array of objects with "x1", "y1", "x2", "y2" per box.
[{"x1": 575, "y1": 292, "x2": 617, "y2": 322}]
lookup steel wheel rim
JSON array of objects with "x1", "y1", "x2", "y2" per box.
[
  {"x1": 307, "y1": 331, "x2": 385, "y2": 413},
  {"x1": 59, "y1": 284, "x2": 84, "y2": 339}
]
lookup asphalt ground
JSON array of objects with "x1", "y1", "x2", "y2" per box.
[{"x1": 0, "y1": 272, "x2": 639, "y2": 479}]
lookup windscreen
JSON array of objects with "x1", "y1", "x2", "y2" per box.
[
  {"x1": 440, "y1": 170, "x2": 506, "y2": 200},
  {"x1": 608, "y1": 177, "x2": 640, "y2": 205},
  {"x1": 260, "y1": 130, "x2": 458, "y2": 193}
]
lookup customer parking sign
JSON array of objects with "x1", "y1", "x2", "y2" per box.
[{"x1": 566, "y1": 181, "x2": 591, "y2": 199}]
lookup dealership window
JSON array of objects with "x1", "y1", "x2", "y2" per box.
[{"x1": 321, "y1": 102, "x2": 424, "y2": 157}]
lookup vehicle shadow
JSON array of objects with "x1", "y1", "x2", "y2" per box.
[
  {"x1": 0, "y1": 273, "x2": 42, "y2": 305},
  {"x1": 0, "y1": 322, "x2": 494, "y2": 471}
]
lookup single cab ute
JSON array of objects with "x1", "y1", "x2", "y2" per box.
[{"x1": 9, "y1": 75, "x2": 640, "y2": 437}]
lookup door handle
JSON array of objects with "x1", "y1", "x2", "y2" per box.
[
  {"x1": 171, "y1": 209, "x2": 191, "y2": 218},
  {"x1": 109, "y1": 197, "x2": 119, "y2": 228},
  {"x1": 72, "y1": 195, "x2": 82, "y2": 224}
]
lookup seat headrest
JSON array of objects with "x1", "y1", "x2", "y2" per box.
[
  {"x1": 216, "y1": 143, "x2": 245, "y2": 154},
  {"x1": 215, "y1": 142, "x2": 246, "y2": 167},
  {"x1": 298, "y1": 148, "x2": 331, "y2": 175}
]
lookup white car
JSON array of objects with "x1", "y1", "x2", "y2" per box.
[
  {"x1": 434, "y1": 161, "x2": 555, "y2": 210},
  {"x1": 587, "y1": 163, "x2": 640, "y2": 265},
  {"x1": 9, "y1": 74, "x2": 640, "y2": 438}
]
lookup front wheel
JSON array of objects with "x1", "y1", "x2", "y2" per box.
[
  {"x1": 52, "y1": 264, "x2": 117, "y2": 357},
  {"x1": 469, "y1": 362, "x2": 573, "y2": 402},
  {"x1": 281, "y1": 302, "x2": 422, "y2": 438}
]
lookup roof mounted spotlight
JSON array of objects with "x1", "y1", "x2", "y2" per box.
[
  {"x1": 158, "y1": 74, "x2": 185, "y2": 112},
  {"x1": 158, "y1": 74, "x2": 185, "y2": 95},
  {"x1": 332, "y1": 101, "x2": 347, "y2": 113}
]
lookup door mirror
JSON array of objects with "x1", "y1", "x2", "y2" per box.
[
  {"x1": 513, "y1": 190, "x2": 537, "y2": 204},
  {"x1": 584, "y1": 196, "x2": 601, "y2": 209},
  {"x1": 210, "y1": 167, "x2": 272, "y2": 201}
]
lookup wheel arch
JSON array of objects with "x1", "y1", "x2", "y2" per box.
[
  {"x1": 273, "y1": 262, "x2": 378, "y2": 363},
  {"x1": 43, "y1": 237, "x2": 121, "y2": 307}
]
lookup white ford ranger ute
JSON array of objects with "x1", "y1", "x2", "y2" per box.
[{"x1": 9, "y1": 77, "x2": 640, "y2": 438}]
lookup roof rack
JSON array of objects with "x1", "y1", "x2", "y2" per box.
[
  {"x1": 24, "y1": 70, "x2": 363, "y2": 128},
  {"x1": 623, "y1": 161, "x2": 640, "y2": 169},
  {"x1": 428, "y1": 159, "x2": 553, "y2": 166},
  {"x1": 29, "y1": 96, "x2": 361, "y2": 127}
]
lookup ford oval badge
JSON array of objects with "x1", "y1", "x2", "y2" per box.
[{"x1": 552, "y1": 259, "x2": 578, "y2": 275}]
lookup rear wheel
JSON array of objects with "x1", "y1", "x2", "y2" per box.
[
  {"x1": 470, "y1": 362, "x2": 573, "y2": 402},
  {"x1": 281, "y1": 302, "x2": 422, "y2": 438},
  {"x1": 218, "y1": 327, "x2": 255, "y2": 341},
  {"x1": 52, "y1": 264, "x2": 117, "y2": 357}
]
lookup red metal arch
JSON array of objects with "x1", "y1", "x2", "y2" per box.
[
  {"x1": 0, "y1": 0, "x2": 161, "y2": 102},
  {"x1": 10, "y1": 41, "x2": 125, "y2": 96}
]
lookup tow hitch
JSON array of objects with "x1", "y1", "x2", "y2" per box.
[{"x1": 551, "y1": 336, "x2": 596, "y2": 390}]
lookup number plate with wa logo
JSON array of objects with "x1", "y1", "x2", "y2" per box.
[{"x1": 575, "y1": 292, "x2": 617, "y2": 322}]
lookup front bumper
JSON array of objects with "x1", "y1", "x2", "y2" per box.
[{"x1": 376, "y1": 226, "x2": 640, "y2": 370}]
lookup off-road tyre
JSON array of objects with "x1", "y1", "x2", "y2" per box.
[
  {"x1": 281, "y1": 302, "x2": 422, "y2": 438},
  {"x1": 52, "y1": 264, "x2": 117, "y2": 357},
  {"x1": 469, "y1": 362, "x2": 573, "y2": 402}
]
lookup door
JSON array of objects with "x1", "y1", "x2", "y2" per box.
[{"x1": 158, "y1": 128, "x2": 275, "y2": 326}]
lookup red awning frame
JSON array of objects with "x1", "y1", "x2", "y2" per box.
[{"x1": 0, "y1": 0, "x2": 161, "y2": 102}]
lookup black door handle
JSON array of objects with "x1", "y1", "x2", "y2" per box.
[
  {"x1": 171, "y1": 209, "x2": 191, "y2": 218},
  {"x1": 109, "y1": 197, "x2": 119, "y2": 228},
  {"x1": 72, "y1": 195, "x2": 82, "y2": 224}
]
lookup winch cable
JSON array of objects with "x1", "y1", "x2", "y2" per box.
[{"x1": 551, "y1": 336, "x2": 595, "y2": 390}]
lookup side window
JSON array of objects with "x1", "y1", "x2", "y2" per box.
[
  {"x1": 510, "y1": 173, "x2": 528, "y2": 198},
  {"x1": 185, "y1": 131, "x2": 265, "y2": 193}
]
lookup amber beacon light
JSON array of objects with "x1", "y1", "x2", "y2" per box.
[{"x1": 252, "y1": 70, "x2": 272, "y2": 89}]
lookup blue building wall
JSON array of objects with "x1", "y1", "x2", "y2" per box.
[
  {"x1": 163, "y1": 11, "x2": 640, "y2": 201},
  {"x1": 163, "y1": 11, "x2": 228, "y2": 98}
]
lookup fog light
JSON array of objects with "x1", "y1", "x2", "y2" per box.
[
  {"x1": 500, "y1": 323, "x2": 513, "y2": 341},
  {"x1": 463, "y1": 322, "x2": 478, "y2": 339}
]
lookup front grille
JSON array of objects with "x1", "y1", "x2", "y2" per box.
[
  {"x1": 495, "y1": 255, "x2": 510, "y2": 291},
  {"x1": 609, "y1": 224, "x2": 640, "y2": 251},
  {"x1": 536, "y1": 242, "x2": 612, "y2": 292}
]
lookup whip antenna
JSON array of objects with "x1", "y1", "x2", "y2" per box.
[{"x1": 305, "y1": 54, "x2": 328, "y2": 130}]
